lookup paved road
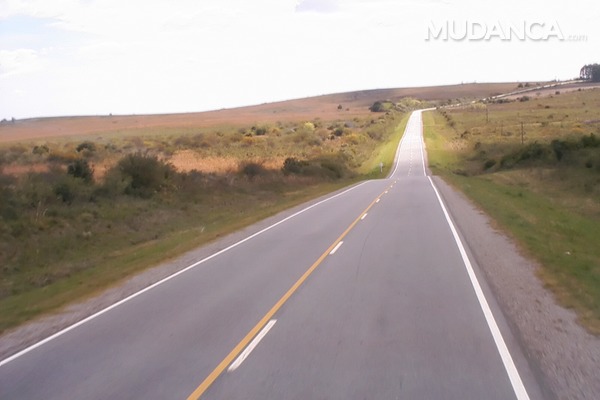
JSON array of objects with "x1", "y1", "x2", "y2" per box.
[{"x1": 0, "y1": 111, "x2": 546, "y2": 399}]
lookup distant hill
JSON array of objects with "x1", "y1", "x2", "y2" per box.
[{"x1": 1, "y1": 82, "x2": 522, "y2": 143}]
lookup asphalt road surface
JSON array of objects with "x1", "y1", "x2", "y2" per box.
[{"x1": 0, "y1": 110, "x2": 546, "y2": 399}]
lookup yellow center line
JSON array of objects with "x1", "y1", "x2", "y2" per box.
[{"x1": 186, "y1": 184, "x2": 391, "y2": 399}]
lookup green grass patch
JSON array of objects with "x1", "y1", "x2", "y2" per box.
[
  {"x1": 360, "y1": 113, "x2": 410, "y2": 178},
  {"x1": 0, "y1": 181, "x2": 347, "y2": 331}
]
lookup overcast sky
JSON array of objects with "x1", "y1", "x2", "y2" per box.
[{"x1": 1, "y1": 0, "x2": 598, "y2": 119}]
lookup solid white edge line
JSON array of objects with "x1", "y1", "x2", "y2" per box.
[
  {"x1": 329, "y1": 241, "x2": 344, "y2": 255},
  {"x1": 227, "y1": 319, "x2": 277, "y2": 372},
  {"x1": 389, "y1": 113, "x2": 414, "y2": 178},
  {"x1": 427, "y1": 176, "x2": 530, "y2": 400},
  {"x1": 418, "y1": 111, "x2": 428, "y2": 177},
  {"x1": 0, "y1": 181, "x2": 372, "y2": 368}
]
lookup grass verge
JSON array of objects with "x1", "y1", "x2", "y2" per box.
[{"x1": 0, "y1": 181, "x2": 347, "y2": 331}]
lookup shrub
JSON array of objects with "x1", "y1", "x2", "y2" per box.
[
  {"x1": 53, "y1": 182, "x2": 75, "y2": 203},
  {"x1": 320, "y1": 160, "x2": 344, "y2": 179},
  {"x1": 483, "y1": 159, "x2": 497, "y2": 170},
  {"x1": 254, "y1": 126, "x2": 268, "y2": 136},
  {"x1": 282, "y1": 157, "x2": 307, "y2": 175},
  {"x1": 95, "y1": 168, "x2": 128, "y2": 198},
  {"x1": 239, "y1": 161, "x2": 266, "y2": 180},
  {"x1": 370, "y1": 101, "x2": 389, "y2": 112},
  {"x1": 117, "y1": 152, "x2": 176, "y2": 197},
  {"x1": 518, "y1": 142, "x2": 547, "y2": 161},
  {"x1": 500, "y1": 143, "x2": 549, "y2": 168},
  {"x1": 303, "y1": 122, "x2": 315, "y2": 131},
  {"x1": 367, "y1": 129, "x2": 383, "y2": 141},
  {"x1": 76, "y1": 141, "x2": 96, "y2": 153},
  {"x1": 551, "y1": 139, "x2": 570, "y2": 161},
  {"x1": 581, "y1": 133, "x2": 599, "y2": 148},
  {"x1": 32, "y1": 145, "x2": 49, "y2": 155},
  {"x1": 67, "y1": 159, "x2": 94, "y2": 183}
]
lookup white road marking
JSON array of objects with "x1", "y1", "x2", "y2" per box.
[
  {"x1": 385, "y1": 191, "x2": 388, "y2": 194},
  {"x1": 0, "y1": 180, "x2": 373, "y2": 368},
  {"x1": 329, "y1": 241, "x2": 344, "y2": 255},
  {"x1": 228, "y1": 319, "x2": 277, "y2": 372},
  {"x1": 376, "y1": 198, "x2": 380, "y2": 203},
  {"x1": 361, "y1": 213, "x2": 368, "y2": 220},
  {"x1": 427, "y1": 176, "x2": 530, "y2": 400}
]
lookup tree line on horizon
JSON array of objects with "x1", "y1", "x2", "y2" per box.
[{"x1": 580, "y1": 64, "x2": 600, "y2": 82}]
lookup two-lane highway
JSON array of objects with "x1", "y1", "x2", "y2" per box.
[{"x1": 0, "y1": 111, "x2": 545, "y2": 399}]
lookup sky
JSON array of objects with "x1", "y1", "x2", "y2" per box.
[{"x1": 0, "y1": 0, "x2": 598, "y2": 119}]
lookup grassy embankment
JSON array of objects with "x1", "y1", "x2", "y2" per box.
[
  {"x1": 423, "y1": 88, "x2": 600, "y2": 333},
  {"x1": 0, "y1": 108, "x2": 413, "y2": 332}
]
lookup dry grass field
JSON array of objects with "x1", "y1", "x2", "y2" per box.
[{"x1": 0, "y1": 83, "x2": 518, "y2": 143}]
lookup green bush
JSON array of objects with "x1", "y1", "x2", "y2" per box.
[
  {"x1": 518, "y1": 142, "x2": 547, "y2": 162},
  {"x1": 320, "y1": 160, "x2": 345, "y2": 179},
  {"x1": 53, "y1": 181, "x2": 75, "y2": 204},
  {"x1": 551, "y1": 139, "x2": 571, "y2": 161},
  {"x1": 500, "y1": 143, "x2": 548, "y2": 168},
  {"x1": 282, "y1": 157, "x2": 307, "y2": 175},
  {"x1": 32, "y1": 145, "x2": 49, "y2": 155},
  {"x1": 76, "y1": 141, "x2": 96, "y2": 153},
  {"x1": 581, "y1": 133, "x2": 599, "y2": 148},
  {"x1": 117, "y1": 152, "x2": 176, "y2": 197},
  {"x1": 483, "y1": 159, "x2": 497, "y2": 170},
  {"x1": 239, "y1": 161, "x2": 266, "y2": 179},
  {"x1": 67, "y1": 159, "x2": 94, "y2": 183}
]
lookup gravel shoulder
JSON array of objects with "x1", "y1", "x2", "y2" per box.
[
  {"x1": 2, "y1": 177, "x2": 599, "y2": 400},
  {"x1": 433, "y1": 176, "x2": 600, "y2": 400}
]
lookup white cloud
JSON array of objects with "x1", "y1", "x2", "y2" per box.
[
  {"x1": 0, "y1": 48, "x2": 44, "y2": 77},
  {"x1": 0, "y1": 0, "x2": 599, "y2": 118},
  {"x1": 295, "y1": 0, "x2": 338, "y2": 13}
]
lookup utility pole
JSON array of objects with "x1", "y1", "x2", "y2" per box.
[{"x1": 521, "y1": 122, "x2": 525, "y2": 145}]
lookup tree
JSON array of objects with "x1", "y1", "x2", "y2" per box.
[
  {"x1": 369, "y1": 101, "x2": 386, "y2": 112},
  {"x1": 580, "y1": 63, "x2": 600, "y2": 82}
]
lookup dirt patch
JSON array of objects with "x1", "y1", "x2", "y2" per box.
[{"x1": 1, "y1": 163, "x2": 49, "y2": 176}]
